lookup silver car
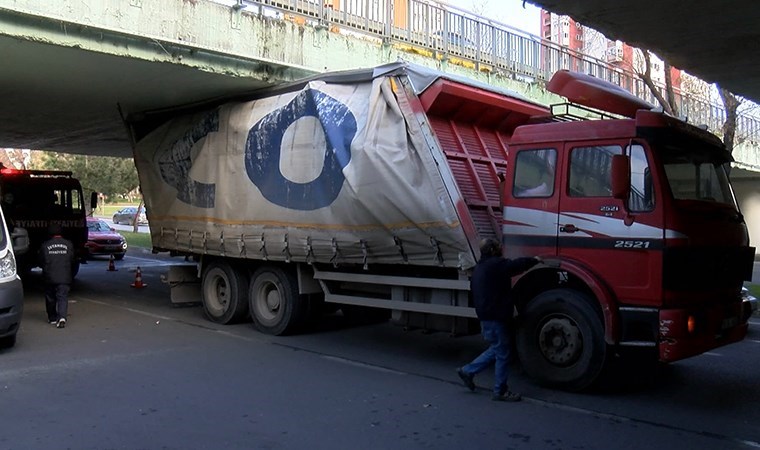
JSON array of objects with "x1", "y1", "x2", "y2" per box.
[{"x1": 112, "y1": 206, "x2": 148, "y2": 225}]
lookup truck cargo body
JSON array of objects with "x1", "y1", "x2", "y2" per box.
[
  {"x1": 132, "y1": 63, "x2": 754, "y2": 390},
  {"x1": 134, "y1": 64, "x2": 542, "y2": 330}
]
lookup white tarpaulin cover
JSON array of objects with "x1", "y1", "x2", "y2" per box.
[{"x1": 134, "y1": 69, "x2": 477, "y2": 269}]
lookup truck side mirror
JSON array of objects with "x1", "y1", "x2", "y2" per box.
[
  {"x1": 90, "y1": 192, "x2": 98, "y2": 211},
  {"x1": 611, "y1": 155, "x2": 630, "y2": 200}
]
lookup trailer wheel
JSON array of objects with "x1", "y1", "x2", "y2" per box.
[
  {"x1": 516, "y1": 289, "x2": 606, "y2": 391},
  {"x1": 249, "y1": 267, "x2": 308, "y2": 336},
  {"x1": 201, "y1": 260, "x2": 249, "y2": 324}
]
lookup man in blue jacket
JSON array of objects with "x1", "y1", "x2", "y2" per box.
[
  {"x1": 39, "y1": 223, "x2": 75, "y2": 329},
  {"x1": 457, "y1": 238, "x2": 541, "y2": 402}
]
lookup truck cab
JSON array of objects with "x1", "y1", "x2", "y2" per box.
[
  {"x1": 0, "y1": 166, "x2": 87, "y2": 276},
  {"x1": 502, "y1": 76, "x2": 754, "y2": 389}
]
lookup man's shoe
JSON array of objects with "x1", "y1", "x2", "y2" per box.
[
  {"x1": 492, "y1": 390, "x2": 521, "y2": 402},
  {"x1": 456, "y1": 368, "x2": 476, "y2": 392},
  {"x1": 56, "y1": 318, "x2": 66, "y2": 329},
  {"x1": 49, "y1": 320, "x2": 58, "y2": 325}
]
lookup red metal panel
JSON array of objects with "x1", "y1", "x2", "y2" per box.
[
  {"x1": 547, "y1": 70, "x2": 653, "y2": 118},
  {"x1": 428, "y1": 116, "x2": 509, "y2": 241},
  {"x1": 418, "y1": 78, "x2": 548, "y2": 242}
]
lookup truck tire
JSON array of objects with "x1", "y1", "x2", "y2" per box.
[
  {"x1": 516, "y1": 288, "x2": 606, "y2": 391},
  {"x1": 201, "y1": 260, "x2": 250, "y2": 324},
  {"x1": 249, "y1": 267, "x2": 308, "y2": 336}
]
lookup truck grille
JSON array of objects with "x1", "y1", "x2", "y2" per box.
[
  {"x1": 94, "y1": 239, "x2": 121, "y2": 245},
  {"x1": 663, "y1": 246, "x2": 755, "y2": 290}
]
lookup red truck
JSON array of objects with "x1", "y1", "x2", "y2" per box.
[{"x1": 132, "y1": 63, "x2": 754, "y2": 390}]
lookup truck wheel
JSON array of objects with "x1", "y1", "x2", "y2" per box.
[
  {"x1": 516, "y1": 289, "x2": 606, "y2": 391},
  {"x1": 249, "y1": 267, "x2": 308, "y2": 336},
  {"x1": 202, "y1": 260, "x2": 249, "y2": 324}
]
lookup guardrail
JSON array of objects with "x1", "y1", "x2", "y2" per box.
[{"x1": 231, "y1": 0, "x2": 759, "y2": 143}]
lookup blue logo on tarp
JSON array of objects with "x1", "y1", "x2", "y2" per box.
[
  {"x1": 159, "y1": 111, "x2": 218, "y2": 208},
  {"x1": 244, "y1": 89, "x2": 356, "y2": 210}
]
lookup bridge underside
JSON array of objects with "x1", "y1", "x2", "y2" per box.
[
  {"x1": 0, "y1": 34, "x2": 280, "y2": 158},
  {"x1": 0, "y1": 2, "x2": 315, "y2": 158},
  {"x1": 530, "y1": 1, "x2": 760, "y2": 104}
]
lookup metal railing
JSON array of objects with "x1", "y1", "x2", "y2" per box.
[{"x1": 231, "y1": 0, "x2": 759, "y2": 143}]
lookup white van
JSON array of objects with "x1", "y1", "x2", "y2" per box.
[{"x1": 0, "y1": 207, "x2": 24, "y2": 349}]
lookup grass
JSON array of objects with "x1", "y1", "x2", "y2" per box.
[
  {"x1": 95, "y1": 203, "x2": 141, "y2": 218},
  {"x1": 121, "y1": 230, "x2": 152, "y2": 249}
]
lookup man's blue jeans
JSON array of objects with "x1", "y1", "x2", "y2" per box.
[{"x1": 462, "y1": 320, "x2": 511, "y2": 395}]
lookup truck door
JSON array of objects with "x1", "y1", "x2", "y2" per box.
[
  {"x1": 503, "y1": 147, "x2": 560, "y2": 259},
  {"x1": 558, "y1": 142, "x2": 663, "y2": 306}
]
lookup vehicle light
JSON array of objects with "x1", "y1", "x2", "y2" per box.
[
  {"x1": 0, "y1": 248, "x2": 17, "y2": 279},
  {"x1": 687, "y1": 315, "x2": 696, "y2": 334}
]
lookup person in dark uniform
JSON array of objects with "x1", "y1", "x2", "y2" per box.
[
  {"x1": 457, "y1": 237, "x2": 541, "y2": 402},
  {"x1": 39, "y1": 223, "x2": 75, "y2": 328}
]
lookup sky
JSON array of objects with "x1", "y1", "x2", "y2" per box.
[{"x1": 441, "y1": 0, "x2": 541, "y2": 36}]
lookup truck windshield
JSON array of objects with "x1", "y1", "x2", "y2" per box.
[{"x1": 660, "y1": 146, "x2": 734, "y2": 205}]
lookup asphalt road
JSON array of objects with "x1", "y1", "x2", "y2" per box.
[{"x1": 2, "y1": 253, "x2": 760, "y2": 450}]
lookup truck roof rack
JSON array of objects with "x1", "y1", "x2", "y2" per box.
[{"x1": 549, "y1": 102, "x2": 622, "y2": 122}]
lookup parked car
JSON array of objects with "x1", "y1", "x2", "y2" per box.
[
  {"x1": 85, "y1": 217, "x2": 127, "y2": 259},
  {"x1": 112, "y1": 206, "x2": 147, "y2": 226}
]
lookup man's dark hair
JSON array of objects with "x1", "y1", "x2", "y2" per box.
[
  {"x1": 479, "y1": 238, "x2": 502, "y2": 258},
  {"x1": 48, "y1": 223, "x2": 63, "y2": 237}
]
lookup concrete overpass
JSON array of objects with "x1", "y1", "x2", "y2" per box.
[{"x1": 1, "y1": 0, "x2": 758, "y2": 163}]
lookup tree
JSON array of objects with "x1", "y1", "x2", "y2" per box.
[
  {"x1": 718, "y1": 87, "x2": 740, "y2": 156},
  {"x1": 30, "y1": 152, "x2": 140, "y2": 201},
  {"x1": 635, "y1": 49, "x2": 678, "y2": 117}
]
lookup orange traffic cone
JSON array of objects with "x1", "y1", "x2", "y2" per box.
[
  {"x1": 107, "y1": 254, "x2": 117, "y2": 272},
  {"x1": 131, "y1": 266, "x2": 146, "y2": 288}
]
